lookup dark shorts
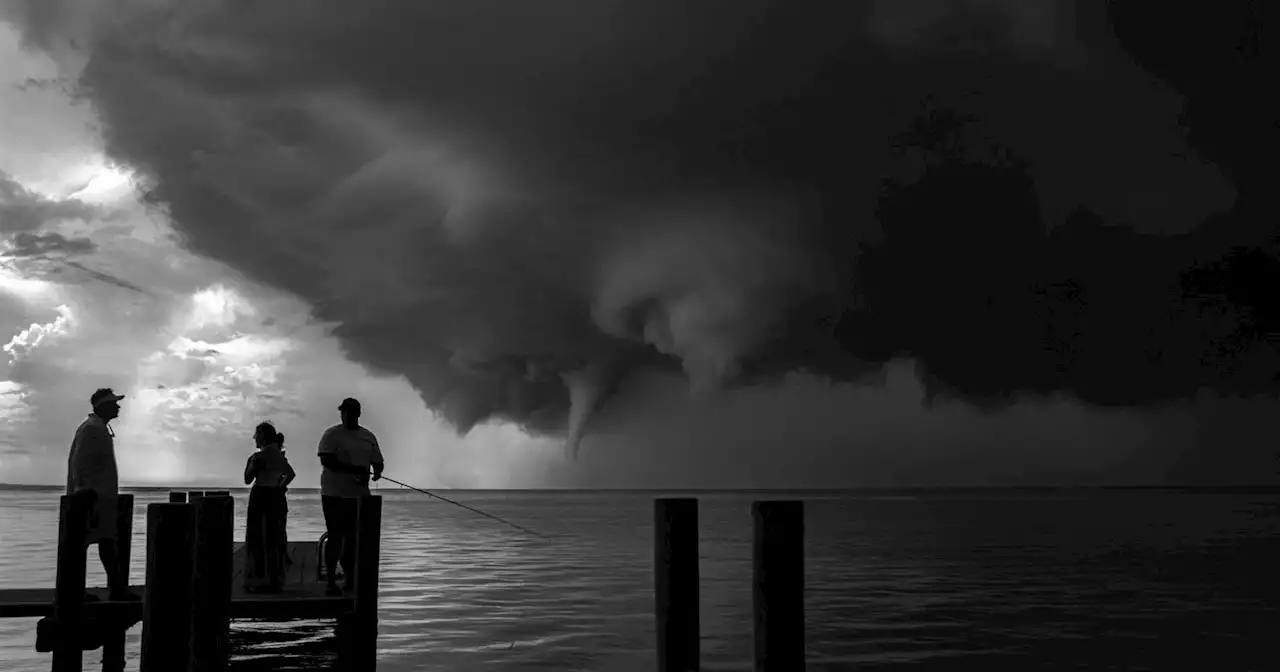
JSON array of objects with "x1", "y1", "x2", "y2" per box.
[{"x1": 320, "y1": 495, "x2": 358, "y2": 538}]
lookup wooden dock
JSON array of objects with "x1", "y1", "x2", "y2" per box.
[
  {"x1": 0, "y1": 489, "x2": 382, "y2": 672},
  {"x1": 1, "y1": 491, "x2": 805, "y2": 672},
  {"x1": 0, "y1": 541, "x2": 345, "y2": 621}
]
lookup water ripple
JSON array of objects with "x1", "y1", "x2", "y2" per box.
[{"x1": 1, "y1": 489, "x2": 1276, "y2": 670}]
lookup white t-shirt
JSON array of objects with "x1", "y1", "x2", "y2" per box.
[{"x1": 317, "y1": 423, "x2": 384, "y2": 498}]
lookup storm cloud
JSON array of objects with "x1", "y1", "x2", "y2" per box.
[{"x1": 2, "y1": 0, "x2": 1274, "y2": 463}]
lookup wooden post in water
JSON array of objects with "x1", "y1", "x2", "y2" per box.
[
  {"x1": 52, "y1": 490, "x2": 95, "y2": 672},
  {"x1": 102, "y1": 494, "x2": 135, "y2": 672},
  {"x1": 751, "y1": 501, "x2": 805, "y2": 672},
  {"x1": 169, "y1": 492, "x2": 187, "y2": 503},
  {"x1": 350, "y1": 495, "x2": 383, "y2": 669},
  {"x1": 190, "y1": 493, "x2": 233, "y2": 672},
  {"x1": 140, "y1": 502, "x2": 196, "y2": 672},
  {"x1": 654, "y1": 497, "x2": 700, "y2": 672}
]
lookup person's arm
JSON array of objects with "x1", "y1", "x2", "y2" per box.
[
  {"x1": 371, "y1": 432, "x2": 384, "y2": 478},
  {"x1": 281, "y1": 459, "x2": 296, "y2": 488},
  {"x1": 67, "y1": 442, "x2": 89, "y2": 494},
  {"x1": 243, "y1": 454, "x2": 257, "y2": 485}
]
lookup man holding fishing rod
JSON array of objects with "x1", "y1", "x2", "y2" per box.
[{"x1": 317, "y1": 397, "x2": 384, "y2": 596}]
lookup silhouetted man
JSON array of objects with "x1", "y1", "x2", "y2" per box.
[
  {"x1": 317, "y1": 397, "x2": 384, "y2": 596},
  {"x1": 66, "y1": 388, "x2": 138, "y2": 601}
]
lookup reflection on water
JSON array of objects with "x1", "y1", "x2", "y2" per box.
[
  {"x1": 0, "y1": 487, "x2": 1277, "y2": 671},
  {"x1": 231, "y1": 621, "x2": 337, "y2": 671}
]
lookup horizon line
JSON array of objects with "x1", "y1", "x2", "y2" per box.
[{"x1": 4, "y1": 483, "x2": 1280, "y2": 493}]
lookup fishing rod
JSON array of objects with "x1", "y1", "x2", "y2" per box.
[{"x1": 379, "y1": 475, "x2": 543, "y2": 538}]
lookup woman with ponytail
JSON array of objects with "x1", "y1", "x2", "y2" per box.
[{"x1": 243, "y1": 421, "x2": 296, "y2": 593}]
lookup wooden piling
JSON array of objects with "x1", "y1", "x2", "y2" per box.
[
  {"x1": 140, "y1": 502, "x2": 196, "y2": 672},
  {"x1": 751, "y1": 500, "x2": 805, "y2": 672},
  {"x1": 350, "y1": 495, "x2": 383, "y2": 669},
  {"x1": 102, "y1": 494, "x2": 135, "y2": 672},
  {"x1": 51, "y1": 490, "x2": 95, "y2": 672},
  {"x1": 654, "y1": 497, "x2": 700, "y2": 672},
  {"x1": 190, "y1": 494, "x2": 234, "y2": 672},
  {"x1": 169, "y1": 492, "x2": 187, "y2": 503}
]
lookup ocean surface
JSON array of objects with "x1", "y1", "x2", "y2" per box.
[{"x1": 0, "y1": 486, "x2": 1277, "y2": 671}]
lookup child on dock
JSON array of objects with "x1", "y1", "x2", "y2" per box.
[{"x1": 243, "y1": 421, "x2": 296, "y2": 593}]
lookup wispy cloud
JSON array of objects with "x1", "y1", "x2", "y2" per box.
[
  {"x1": 12, "y1": 76, "x2": 68, "y2": 93},
  {"x1": 0, "y1": 171, "x2": 98, "y2": 233},
  {"x1": 3, "y1": 231, "x2": 96, "y2": 257},
  {"x1": 58, "y1": 259, "x2": 150, "y2": 295}
]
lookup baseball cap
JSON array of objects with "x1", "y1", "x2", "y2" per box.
[
  {"x1": 338, "y1": 397, "x2": 361, "y2": 412},
  {"x1": 90, "y1": 388, "x2": 126, "y2": 408}
]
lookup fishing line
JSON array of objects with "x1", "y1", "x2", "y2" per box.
[
  {"x1": 379, "y1": 475, "x2": 750, "y2": 564},
  {"x1": 379, "y1": 475, "x2": 543, "y2": 538}
]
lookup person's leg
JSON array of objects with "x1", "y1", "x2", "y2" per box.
[
  {"x1": 266, "y1": 490, "x2": 287, "y2": 590},
  {"x1": 321, "y1": 495, "x2": 344, "y2": 595},
  {"x1": 90, "y1": 494, "x2": 137, "y2": 601},
  {"x1": 340, "y1": 498, "x2": 358, "y2": 590},
  {"x1": 244, "y1": 489, "x2": 265, "y2": 590},
  {"x1": 97, "y1": 540, "x2": 127, "y2": 599},
  {"x1": 278, "y1": 494, "x2": 292, "y2": 578}
]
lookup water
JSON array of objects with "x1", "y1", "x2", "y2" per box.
[{"x1": 1, "y1": 487, "x2": 1277, "y2": 671}]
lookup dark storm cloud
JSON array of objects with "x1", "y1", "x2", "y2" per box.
[
  {"x1": 2, "y1": 0, "x2": 1273, "y2": 456},
  {"x1": 1107, "y1": 1, "x2": 1279, "y2": 198}
]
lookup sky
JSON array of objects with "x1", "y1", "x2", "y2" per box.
[{"x1": 0, "y1": 0, "x2": 1276, "y2": 489}]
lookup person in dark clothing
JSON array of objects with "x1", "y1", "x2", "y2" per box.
[
  {"x1": 66, "y1": 388, "x2": 139, "y2": 602},
  {"x1": 243, "y1": 421, "x2": 296, "y2": 593}
]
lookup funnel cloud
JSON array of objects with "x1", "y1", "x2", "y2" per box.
[{"x1": 2, "y1": 0, "x2": 1275, "y2": 473}]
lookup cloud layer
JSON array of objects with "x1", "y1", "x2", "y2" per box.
[{"x1": 2, "y1": 0, "x2": 1275, "y2": 484}]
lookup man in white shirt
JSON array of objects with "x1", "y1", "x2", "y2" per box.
[
  {"x1": 66, "y1": 388, "x2": 138, "y2": 601},
  {"x1": 317, "y1": 397, "x2": 384, "y2": 596}
]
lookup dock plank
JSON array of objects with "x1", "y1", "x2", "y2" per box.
[
  {"x1": 232, "y1": 541, "x2": 327, "y2": 590},
  {"x1": 2, "y1": 540, "x2": 350, "y2": 620},
  {"x1": 0, "y1": 587, "x2": 145, "y2": 619},
  {"x1": 0, "y1": 584, "x2": 352, "y2": 620}
]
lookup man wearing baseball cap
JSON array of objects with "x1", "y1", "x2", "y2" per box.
[
  {"x1": 317, "y1": 397, "x2": 384, "y2": 596},
  {"x1": 66, "y1": 387, "x2": 138, "y2": 601}
]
